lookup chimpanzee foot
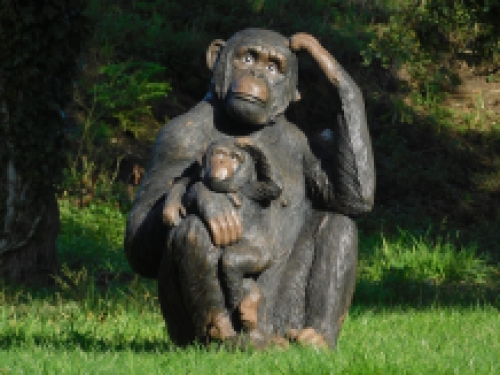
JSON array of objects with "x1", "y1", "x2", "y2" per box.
[
  {"x1": 222, "y1": 330, "x2": 289, "y2": 351},
  {"x1": 205, "y1": 309, "x2": 236, "y2": 341},
  {"x1": 286, "y1": 327, "x2": 329, "y2": 349},
  {"x1": 248, "y1": 330, "x2": 289, "y2": 350},
  {"x1": 238, "y1": 282, "x2": 262, "y2": 331}
]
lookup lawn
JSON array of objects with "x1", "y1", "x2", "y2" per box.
[{"x1": 1, "y1": 201, "x2": 498, "y2": 374}]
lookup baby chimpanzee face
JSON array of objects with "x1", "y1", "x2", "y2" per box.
[{"x1": 202, "y1": 140, "x2": 256, "y2": 193}]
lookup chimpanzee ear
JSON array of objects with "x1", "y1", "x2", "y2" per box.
[{"x1": 206, "y1": 39, "x2": 226, "y2": 71}]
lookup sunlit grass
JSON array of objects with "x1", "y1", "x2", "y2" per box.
[
  {"x1": 1, "y1": 305, "x2": 499, "y2": 374},
  {"x1": 1, "y1": 201, "x2": 499, "y2": 374},
  {"x1": 359, "y1": 229, "x2": 495, "y2": 285}
]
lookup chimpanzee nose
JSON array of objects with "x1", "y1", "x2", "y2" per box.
[
  {"x1": 230, "y1": 75, "x2": 268, "y2": 103},
  {"x1": 249, "y1": 69, "x2": 266, "y2": 79}
]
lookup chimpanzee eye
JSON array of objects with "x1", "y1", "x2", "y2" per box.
[
  {"x1": 243, "y1": 53, "x2": 254, "y2": 64},
  {"x1": 267, "y1": 63, "x2": 278, "y2": 73}
]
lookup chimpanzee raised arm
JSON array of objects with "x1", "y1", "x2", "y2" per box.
[{"x1": 289, "y1": 33, "x2": 375, "y2": 215}]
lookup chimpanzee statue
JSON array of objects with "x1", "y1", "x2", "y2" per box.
[
  {"x1": 164, "y1": 137, "x2": 283, "y2": 341},
  {"x1": 125, "y1": 29, "x2": 375, "y2": 349}
]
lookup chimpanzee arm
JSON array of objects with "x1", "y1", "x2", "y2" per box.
[
  {"x1": 290, "y1": 33, "x2": 375, "y2": 216},
  {"x1": 124, "y1": 101, "x2": 214, "y2": 277},
  {"x1": 162, "y1": 176, "x2": 191, "y2": 227}
]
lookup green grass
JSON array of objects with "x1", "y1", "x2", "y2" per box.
[
  {"x1": 1, "y1": 201, "x2": 499, "y2": 374},
  {"x1": 1, "y1": 307, "x2": 499, "y2": 374}
]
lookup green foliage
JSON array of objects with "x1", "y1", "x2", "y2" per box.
[
  {"x1": 64, "y1": 60, "x2": 170, "y2": 209},
  {"x1": 92, "y1": 62, "x2": 171, "y2": 138},
  {"x1": 362, "y1": 1, "x2": 498, "y2": 100},
  {"x1": 57, "y1": 200, "x2": 128, "y2": 273}
]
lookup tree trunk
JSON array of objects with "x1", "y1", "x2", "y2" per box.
[{"x1": 0, "y1": 161, "x2": 60, "y2": 284}]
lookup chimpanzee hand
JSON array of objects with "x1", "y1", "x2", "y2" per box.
[
  {"x1": 163, "y1": 182, "x2": 188, "y2": 227},
  {"x1": 186, "y1": 182, "x2": 243, "y2": 246},
  {"x1": 288, "y1": 33, "x2": 320, "y2": 52},
  {"x1": 288, "y1": 33, "x2": 341, "y2": 86},
  {"x1": 163, "y1": 197, "x2": 186, "y2": 227}
]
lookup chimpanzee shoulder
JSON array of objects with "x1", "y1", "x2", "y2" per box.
[{"x1": 156, "y1": 101, "x2": 215, "y2": 146}]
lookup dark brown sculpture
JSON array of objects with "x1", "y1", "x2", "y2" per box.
[
  {"x1": 125, "y1": 29, "x2": 375, "y2": 349},
  {"x1": 164, "y1": 137, "x2": 282, "y2": 337}
]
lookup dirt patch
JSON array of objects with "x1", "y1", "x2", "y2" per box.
[{"x1": 446, "y1": 66, "x2": 500, "y2": 132}]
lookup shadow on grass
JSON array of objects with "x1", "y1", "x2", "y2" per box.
[
  {"x1": 353, "y1": 276, "x2": 500, "y2": 310},
  {"x1": 0, "y1": 330, "x2": 177, "y2": 352}
]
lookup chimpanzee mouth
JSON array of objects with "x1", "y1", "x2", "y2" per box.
[{"x1": 232, "y1": 93, "x2": 266, "y2": 107}]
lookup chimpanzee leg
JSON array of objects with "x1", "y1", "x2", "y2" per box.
[
  {"x1": 125, "y1": 202, "x2": 167, "y2": 279},
  {"x1": 164, "y1": 215, "x2": 235, "y2": 341},
  {"x1": 304, "y1": 213, "x2": 358, "y2": 348},
  {"x1": 158, "y1": 236, "x2": 196, "y2": 346},
  {"x1": 222, "y1": 240, "x2": 271, "y2": 310}
]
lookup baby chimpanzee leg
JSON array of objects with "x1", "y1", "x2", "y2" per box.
[{"x1": 221, "y1": 240, "x2": 271, "y2": 311}]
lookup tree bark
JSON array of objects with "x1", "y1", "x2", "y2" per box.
[
  {"x1": 0, "y1": 175, "x2": 60, "y2": 284},
  {"x1": 0, "y1": 1, "x2": 88, "y2": 285}
]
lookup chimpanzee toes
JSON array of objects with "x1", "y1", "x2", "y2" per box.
[{"x1": 285, "y1": 327, "x2": 329, "y2": 349}]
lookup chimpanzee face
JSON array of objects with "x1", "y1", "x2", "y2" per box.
[
  {"x1": 202, "y1": 140, "x2": 255, "y2": 193},
  {"x1": 225, "y1": 44, "x2": 289, "y2": 125},
  {"x1": 206, "y1": 145, "x2": 245, "y2": 181},
  {"x1": 208, "y1": 29, "x2": 299, "y2": 127},
  {"x1": 232, "y1": 45, "x2": 288, "y2": 86}
]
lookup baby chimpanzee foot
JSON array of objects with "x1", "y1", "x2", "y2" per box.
[{"x1": 238, "y1": 281, "x2": 262, "y2": 331}]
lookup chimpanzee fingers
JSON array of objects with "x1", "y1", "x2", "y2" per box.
[
  {"x1": 223, "y1": 211, "x2": 236, "y2": 245},
  {"x1": 226, "y1": 209, "x2": 242, "y2": 245},
  {"x1": 217, "y1": 214, "x2": 230, "y2": 246},
  {"x1": 163, "y1": 205, "x2": 180, "y2": 227},
  {"x1": 232, "y1": 210, "x2": 243, "y2": 242},
  {"x1": 211, "y1": 210, "x2": 241, "y2": 246},
  {"x1": 209, "y1": 219, "x2": 222, "y2": 246},
  {"x1": 221, "y1": 207, "x2": 243, "y2": 246},
  {"x1": 198, "y1": 189, "x2": 243, "y2": 246},
  {"x1": 288, "y1": 33, "x2": 318, "y2": 52}
]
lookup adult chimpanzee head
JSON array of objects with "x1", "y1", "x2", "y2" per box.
[{"x1": 207, "y1": 29, "x2": 299, "y2": 126}]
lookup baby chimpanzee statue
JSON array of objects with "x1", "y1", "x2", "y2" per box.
[{"x1": 163, "y1": 137, "x2": 282, "y2": 339}]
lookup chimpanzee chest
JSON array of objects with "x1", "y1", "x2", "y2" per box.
[{"x1": 253, "y1": 125, "x2": 307, "y2": 211}]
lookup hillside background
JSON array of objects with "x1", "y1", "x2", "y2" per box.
[{"x1": 61, "y1": 0, "x2": 500, "y2": 264}]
